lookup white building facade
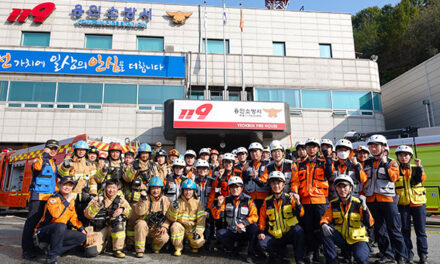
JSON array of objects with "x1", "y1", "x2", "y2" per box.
[{"x1": 0, "y1": 0, "x2": 385, "y2": 151}]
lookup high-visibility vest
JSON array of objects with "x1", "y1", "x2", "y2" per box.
[
  {"x1": 265, "y1": 193, "x2": 298, "y2": 239},
  {"x1": 395, "y1": 165, "x2": 426, "y2": 206},
  {"x1": 331, "y1": 197, "x2": 368, "y2": 244}
]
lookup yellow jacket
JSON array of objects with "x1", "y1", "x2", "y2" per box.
[
  {"x1": 58, "y1": 155, "x2": 98, "y2": 195},
  {"x1": 166, "y1": 196, "x2": 205, "y2": 235},
  {"x1": 84, "y1": 193, "x2": 131, "y2": 220},
  {"x1": 135, "y1": 194, "x2": 171, "y2": 229}
]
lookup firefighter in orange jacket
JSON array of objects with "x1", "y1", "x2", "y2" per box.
[
  {"x1": 22, "y1": 139, "x2": 60, "y2": 260},
  {"x1": 34, "y1": 176, "x2": 86, "y2": 264},
  {"x1": 258, "y1": 171, "x2": 305, "y2": 263},
  {"x1": 293, "y1": 138, "x2": 334, "y2": 263},
  {"x1": 213, "y1": 176, "x2": 259, "y2": 263},
  {"x1": 320, "y1": 175, "x2": 374, "y2": 264},
  {"x1": 395, "y1": 145, "x2": 428, "y2": 264},
  {"x1": 363, "y1": 135, "x2": 408, "y2": 264}
]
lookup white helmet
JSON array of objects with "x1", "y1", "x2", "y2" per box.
[
  {"x1": 249, "y1": 142, "x2": 264, "y2": 151},
  {"x1": 395, "y1": 145, "x2": 414, "y2": 156},
  {"x1": 199, "y1": 148, "x2": 210, "y2": 155},
  {"x1": 228, "y1": 176, "x2": 243, "y2": 186},
  {"x1": 358, "y1": 145, "x2": 370, "y2": 154},
  {"x1": 231, "y1": 149, "x2": 238, "y2": 156},
  {"x1": 335, "y1": 139, "x2": 353, "y2": 150},
  {"x1": 320, "y1": 139, "x2": 334, "y2": 148},
  {"x1": 305, "y1": 138, "x2": 320, "y2": 146},
  {"x1": 195, "y1": 159, "x2": 210, "y2": 168},
  {"x1": 184, "y1": 149, "x2": 197, "y2": 157},
  {"x1": 173, "y1": 159, "x2": 186, "y2": 167},
  {"x1": 236, "y1": 147, "x2": 248, "y2": 154},
  {"x1": 295, "y1": 141, "x2": 306, "y2": 149},
  {"x1": 334, "y1": 174, "x2": 354, "y2": 187},
  {"x1": 268, "y1": 171, "x2": 285, "y2": 182},
  {"x1": 270, "y1": 140, "x2": 283, "y2": 151},
  {"x1": 263, "y1": 146, "x2": 270, "y2": 152},
  {"x1": 367, "y1": 134, "x2": 387, "y2": 146},
  {"x1": 222, "y1": 153, "x2": 235, "y2": 161}
]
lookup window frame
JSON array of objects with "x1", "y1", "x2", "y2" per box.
[
  {"x1": 85, "y1": 34, "x2": 113, "y2": 49},
  {"x1": 272, "y1": 41, "x2": 286, "y2": 56},
  {"x1": 203, "y1": 39, "x2": 230, "y2": 54},
  {"x1": 137, "y1": 36, "x2": 164, "y2": 52},
  {"x1": 21, "y1": 31, "x2": 50, "y2": 47},
  {"x1": 319, "y1": 43, "x2": 332, "y2": 58}
]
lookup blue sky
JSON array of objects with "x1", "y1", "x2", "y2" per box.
[{"x1": 123, "y1": 0, "x2": 402, "y2": 14}]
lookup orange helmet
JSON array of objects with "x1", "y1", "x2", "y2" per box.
[
  {"x1": 210, "y1": 149, "x2": 219, "y2": 155},
  {"x1": 108, "y1": 142, "x2": 123, "y2": 152},
  {"x1": 169, "y1": 149, "x2": 179, "y2": 157},
  {"x1": 99, "y1": 151, "x2": 108, "y2": 159}
]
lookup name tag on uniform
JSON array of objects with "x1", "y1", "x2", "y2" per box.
[
  {"x1": 240, "y1": 207, "x2": 249, "y2": 215},
  {"x1": 378, "y1": 168, "x2": 386, "y2": 174},
  {"x1": 285, "y1": 172, "x2": 292, "y2": 178}
]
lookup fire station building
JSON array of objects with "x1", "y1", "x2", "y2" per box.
[{"x1": 0, "y1": 0, "x2": 385, "y2": 152}]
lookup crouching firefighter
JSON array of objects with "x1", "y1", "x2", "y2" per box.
[
  {"x1": 133, "y1": 176, "x2": 171, "y2": 257},
  {"x1": 258, "y1": 171, "x2": 305, "y2": 264},
  {"x1": 34, "y1": 176, "x2": 86, "y2": 264},
  {"x1": 58, "y1": 140, "x2": 98, "y2": 225},
  {"x1": 212, "y1": 176, "x2": 259, "y2": 264},
  {"x1": 84, "y1": 180, "x2": 132, "y2": 258},
  {"x1": 167, "y1": 179, "x2": 206, "y2": 256},
  {"x1": 320, "y1": 175, "x2": 374, "y2": 264}
]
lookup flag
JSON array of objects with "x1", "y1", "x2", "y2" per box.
[
  {"x1": 204, "y1": 5, "x2": 208, "y2": 30},
  {"x1": 240, "y1": 9, "x2": 244, "y2": 32},
  {"x1": 222, "y1": 1, "x2": 227, "y2": 25}
]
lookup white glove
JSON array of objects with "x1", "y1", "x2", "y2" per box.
[
  {"x1": 359, "y1": 195, "x2": 367, "y2": 210},
  {"x1": 322, "y1": 223, "x2": 334, "y2": 237}
]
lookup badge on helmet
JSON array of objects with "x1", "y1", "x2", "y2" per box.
[
  {"x1": 138, "y1": 143, "x2": 152, "y2": 153},
  {"x1": 74, "y1": 140, "x2": 89, "y2": 150},
  {"x1": 228, "y1": 176, "x2": 243, "y2": 186},
  {"x1": 182, "y1": 179, "x2": 197, "y2": 190}
]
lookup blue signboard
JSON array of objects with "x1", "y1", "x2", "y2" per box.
[{"x1": 0, "y1": 50, "x2": 185, "y2": 78}]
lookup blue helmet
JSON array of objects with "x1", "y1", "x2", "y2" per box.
[
  {"x1": 74, "y1": 140, "x2": 89, "y2": 150},
  {"x1": 181, "y1": 179, "x2": 197, "y2": 190},
  {"x1": 138, "y1": 143, "x2": 152, "y2": 154},
  {"x1": 148, "y1": 176, "x2": 164, "y2": 188}
]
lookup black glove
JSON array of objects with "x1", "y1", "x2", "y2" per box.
[
  {"x1": 193, "y1": 232, "x2": 201, "y2": 240},
  {"x1": 172, "y1": 200, "x2": 179, "y2": 209},
  {"x1": 322, "y1": 149, "x2": 329, "y2": 158},
  {"x1": 63, "y1": 159, "x2": 71, "y2": 168}
]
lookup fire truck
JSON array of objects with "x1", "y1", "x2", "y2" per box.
[{"x1": 0, "y1": 134, "x2": 136, "y2": 211}]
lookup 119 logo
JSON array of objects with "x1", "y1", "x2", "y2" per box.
[{"x1": 7, "y1": 2, "x2": 55, "y2": 23}]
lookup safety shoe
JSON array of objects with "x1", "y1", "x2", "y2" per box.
[
  {"x1": 45, "y1": 257, "x2": 58, "y2": 264},
  {"x1": 419, "y1": 255, "x2": 427, "y2": 264},
  {"x1": 191, "y1": 247, "x2": 198, "y2": 253},
  {"x1": 174, "y1": 249, "x2": 182, "y2": 256},
  {"x1": 375, "y1": 256, "x2": 396, "y2": 264},
  {"x1": 396, "y1": 257, "x2": 406, "y2": 264},
  {"x1": 22, "y1": 251, "x2": 38, "y2": 260},
  {"x1": 113, "y1": 250, "x2": 125, "y2": 258},
  {"x1": 135, "y1": 252, "x2": 144, "y2": 258}
]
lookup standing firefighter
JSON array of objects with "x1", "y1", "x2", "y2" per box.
[
  {"x1": 213, "y1": 176, "x2": 259, "y2": 263},
  {"x1": 167, "y1": 179, "x2": 206, "y2": 256},
  {"x1": 134, "y1": 176, "x2": 171, "y2": 257},
  {"x1": 258, "y1": 171, "x2": 305, "y2": 264},
  {"x1": 95, "y1": 142, "x2": 125, "y2": 190},
  {"x1": 58, "y1": 140, "x2": 98, "y2": 225},
  {"x1": 125, "y1": 143, "x2": 158, "y2": 186},
  {"x1": 320, "y1": 175, "x2": 374, "y2": 264},
  {"x1": 395, "y1": 145, "x2": 428, "y2": 264},
  {"x1": 22, "y1": 139, "x2": 60, "y2": 260},
  {"x1": 164, "y1": 159, "x2": 188, "y2": 202},
  {"x1": 155, "y1": 149, "x2": 169, "y2": 180},
  {"x1": 84, "y1": 180, "x2": 132, "y2": 258}
]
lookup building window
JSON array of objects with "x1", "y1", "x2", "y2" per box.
[
  {"x1": 190, "y1": 90, "x2": 204, "y2": 100},
  {"x1": 229, "y1": 91, "x2": 240, "y2": 101},
  {"x1": 210, "y1": 91, "x2": 223, "y2": 100},
  {"x1": 301, "y1": 90, "x2": 331, "y2": 109},
  {"x1": 319, "y1": 43, "x2": 332, "y2": 58},
  {"x1": 373, "y1": 92, "x2": 383, "y2": 111},
  {"x1": 57, "y1": 83, "x2": 103, "y2": 103},
  {"x1": 138, "y1": 85, "x2": 184, "y2": 104},
  {"x1": 255, "y1": 88, "x2": 300, "y2": 108},
  {"x1": 104, "y1": 84, "x2": 136, "y2": 104},
  {"x1": 85, "y1": 34, "x2": 112, "y2": 49},
  {"x1": 273, "y1": 42, "x2": 286, "y2": 56},
  {"x1": 0, "y1": 81, "x2": 8, "y2": 101},
  {"x1": 21, "y1": 32, "x2": 50, "y2": 47},
  {"x1": 203, "y1": 39, "x2": 229, "y2": 54},
  {"x1": 8, "y1": 81, "x2": 56, "y2": 102},
  {"x1": 332, "y1": 91, "x2": 373, "y2": 110},
  {"x1": 137, "y1": 36, "x2": 164, "y2": 51}
]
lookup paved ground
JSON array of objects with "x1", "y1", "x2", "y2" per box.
[{"x1": 2, "y1": 215, "x2": 440, "y2": 264}]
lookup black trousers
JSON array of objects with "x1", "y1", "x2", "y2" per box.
[{"x1": 21, "y1": 200, "x2": 46, "y2": 253}]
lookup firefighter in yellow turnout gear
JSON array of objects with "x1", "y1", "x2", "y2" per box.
[
  {"x1": 133, "y1": 176, "x2": 171, "y2": 257},
  {"x1": 320, "y1": 175, "x2": 374, "y2": 264},
  {"x1": 84, "y1": 180, "x2": 132, "y2": 258},
  {"x1": 167, "y1": 178, "x2": 206, "y2": 256}
]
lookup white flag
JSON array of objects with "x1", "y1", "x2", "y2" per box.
[{"x1": 223, "y1": 1, "x2": 227, "y2": 25}]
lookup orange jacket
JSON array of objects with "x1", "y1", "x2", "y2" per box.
[
  {"x1": 261, "y1": 160, "x2": 299, "y2": 193},
  {"x1": 245, "y1": 160, "x2": 270, "y2": 200},
  {"x1": 207, "y1": 168, "x2": 242, "y2": 211},
  {"x1": 366, "y1": 159, "x2": 399, "y2": 203},
  {"x1": 211, "y1": 193, "x2": 258, "y2": 227},
  {"x1": 35, "y1": 192, "x2": 83, "y2": 231}
]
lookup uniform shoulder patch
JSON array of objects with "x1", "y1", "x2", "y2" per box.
[
  {"x1": 49, "y1": 198, "x2": 57, "y2": 204},
  {"x1": 391, "y1": 161, "x2": 398, "y2": 167}
]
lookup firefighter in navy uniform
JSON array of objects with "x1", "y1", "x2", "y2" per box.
[
  {"x1": 212, "y1": 176, "x2": 259, "y2": 263},
  {"x1": 363, "y1": 135, "x2": 408, "y2": 264},
  {"x1": 58, "y1": 140, "x2": 98, "y2": 225},
  {"x1": 87, "y1": 146, "x2": 99, "y2": 165},
  {"x1": 123, "y1": 147, "x2": 136, "y2": 166},
  {"x1": 395, "y1": 145, "x2": 428, "y2": 264},
  {"x1": 22, "y1": 139, "x2": 60, "y2": 260},
  {"x1": 84, "y1": 180, "x2": 132, "y2": 258},
  {"x1": 258, "y1": 171, "x2": 305, "y2": 264},
  {"x1": 320, "y1": 175, "x2": 374, "y2": 264},
  {"x1": 164, "y1": 159, "x2": 188, "y2": 202},
  {"x1": 34, "y1": 176, "x2": 86, "y2": 264},
  {"x1": 133, "y1": 176, "x2": 171, "y2": 257}
]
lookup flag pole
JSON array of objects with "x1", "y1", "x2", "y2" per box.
[
  {"x1": 222, "y1": 0, "x2": 228, "y2": 100},
  {"x1": 204, "y1": 0, "x2": 209, "y2": 98},
  {"x1": 240, "y1": 3, "x2": 245, "y2": 99}
]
